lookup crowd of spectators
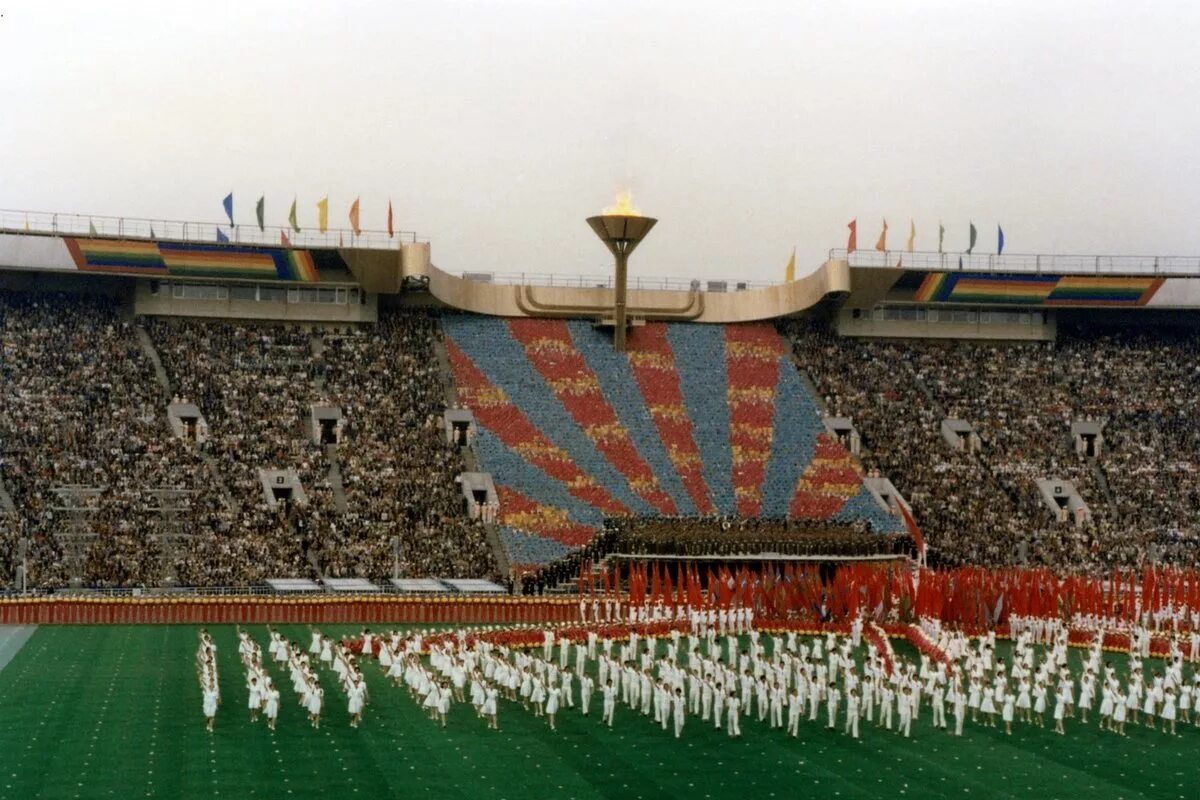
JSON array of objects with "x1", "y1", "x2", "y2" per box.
[
  {"x1": 320, "y1": 311, "x2": 494, "y2": 578},
  {"x1": 9, "y1": 287, "x2": 1199, "y2": 590},
  {"x1": 782, "y1": 318, "x2": 1200, "y2": 573},
  {"x1": 520, "y1": 515, "x2": 912, "y2": 593},
  {"x1": 606, "y1": 515, "x2": 910, "y2": 557},
  {"x1": 146, "y1": 317, "x2": 328, "y2": 584},
  {"x1": 0, "y1": 291, "x2": 212, "y2": 588},
  {"x1": 0, "y1": 292, "x2": 498, "y2": 590}
]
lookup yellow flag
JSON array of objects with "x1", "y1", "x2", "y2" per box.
[
  {"x1": 317, "y1": 197, "x2": 329, "y2": 233},
  {"x1": 784, "y1": 248, "x2": 796, "y2": 282},
  {"x1": 874, "y1": 219, "x2": 888, "y2": 251},
  {"x1": 906, "y1": 220, "x2": 916, "y2": 253},
  {"x1": 349, "y1": 197, "x2": 361, "y2": 236}
]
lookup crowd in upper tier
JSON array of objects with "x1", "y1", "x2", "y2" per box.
[
  {"x1": 4, "y1": 288, "x2": 1199, "y2": 590},
  {"x1": 0, "y1": 292, "x2": 495, "y2": 589},
  {"x1": 783, "y1": 318, "x2": 1200, "y2": 573}
]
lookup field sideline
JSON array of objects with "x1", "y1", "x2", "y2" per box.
[{"x1": 0, "y1": 625, "x2": 1194, "y2": 800}]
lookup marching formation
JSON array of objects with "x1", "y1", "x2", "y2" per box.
[
  {"x1": 199, "y1": 615, "x2": 1200, "y2": 750},
  {"x1": 197, "y1": 630, "x2": 221, "y2": 733}
]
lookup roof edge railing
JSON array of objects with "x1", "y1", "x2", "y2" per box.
[
  {"x1": 459, "y1": 271, "x2": 779, "y2": 292},
  {"x1": 0, "y1": 208, "x2": 426, "y2": 251},
  {"x1": 829, "y1": 248, "x2": 1200, "y2": 276}
]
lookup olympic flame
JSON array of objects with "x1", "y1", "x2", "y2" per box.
[{"x1": 603, "y1": 190, "x2": 641, "y2": 217}]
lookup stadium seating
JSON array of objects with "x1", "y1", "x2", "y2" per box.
[
  {"x1": 320, "y1": 312, "x2": 494, "y2": 579},
  {"x1": 0, "y1": 292, "x2": 215, "y2": 588},
  {"x1": 442, "y1": 316, "x2": 896, "y2": 570},
  {"x1": 9, "y1": 287, "x2": 1197, "y2": 588},
  {"x1": 0, "y1": 301, "x2": 498, "y2": 590},
  {"x1": 784, "y1": 318, "x2": 1200, "y2": 571}
]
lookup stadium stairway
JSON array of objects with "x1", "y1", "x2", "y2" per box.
[
  {"x1": 0, "y1": 476, "x2": 15, "y2": 514},
  {"x1": 310, "y1": 332, "x2": 327, "y2": 392},
  {"x1": 325, "y1": 444, "x2": 349, "y2": 514},
  {"x1": 200, "y1": 449, "x2": 236, "y2": 511},
  {"x1": 135, "y1": 324, "x2": 173, "y2": 400},
  {"x1": 442, "y1": 316, "x2": 899, "y2": 569},
  {"x1": 1089, "y1": 457, "x2": 1118, "y2": 509},
  {"x1": 137, "y1": 321, "x2": 236, "y2": 510}
]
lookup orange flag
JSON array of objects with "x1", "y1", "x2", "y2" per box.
[
  {"x1": 874, "y1": 219, "x2": 888, "y2": 251},
  {"x1": 387, "y1": 199, "x2": 394, "y2": 238},
  {"x1": 349, "y1": 197, "x2": 361, "y2": 236},
  {"x1": 847, "y1": 219, "x2": 857, "y2": 253}
]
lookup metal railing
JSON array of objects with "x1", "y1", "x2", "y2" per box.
[
  {"x1": 0, "y1": 208, "x2": 425, "y2": 251},
  {"x1": 460, "y1": 271, "x2": 778, "y2": 291},
  {"x1": 831, "y1": 248, "x2": 1200, "y2": 276}
]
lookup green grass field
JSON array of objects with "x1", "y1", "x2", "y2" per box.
[{"x1": 0, "y1": 625, "x2": 1196, "y2": 800}]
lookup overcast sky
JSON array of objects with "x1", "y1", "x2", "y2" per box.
[{"x1": 2, "y1": 1, "x2": 1199, "y2": 282}]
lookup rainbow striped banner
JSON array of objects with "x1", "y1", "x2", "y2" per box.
[
  {"x1": 1045, "y1": 276, "x2": 1164, "y2": 306},
  {"x1": 65, "y1": 238, "x2": 321, "y2": 282},
  {"x1": 911, "y1": 272, "x2": 1162, "y2": 307},
  {"x1": 64, "y1": 238, "x2": 167, "y2": 274},
  {"x1": 914, "y1": 272, "x2": 1057, "y2": 304}
]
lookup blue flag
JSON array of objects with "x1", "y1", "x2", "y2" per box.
[
  {"x1": 997, "y1": 225, "x2": 1005, "y2": 255},
  {"x1": 216, "y1": 227, "x2": 230, "y2": 243},
  {"x1": 222, "y1": 192, "x2": 234, "y2": 226}
]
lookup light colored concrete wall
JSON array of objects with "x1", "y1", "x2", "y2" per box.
[
  {"x1": 133, "y1": 281, "x2": 378, "y2": 323},
  {"x1": 836, "y1": 308, "x2": 1056, "y2": 341},
  {"x1": 427, "y1": 260, "x2": 848, "y2": 323}
]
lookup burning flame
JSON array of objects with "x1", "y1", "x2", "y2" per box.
[{"x1": 603, "y1": 190, "x2": 642, "y2": 217}]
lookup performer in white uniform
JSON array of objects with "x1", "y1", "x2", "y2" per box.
[{"x1": 264, "y1": 679, "x2": 280, "y2": 731}]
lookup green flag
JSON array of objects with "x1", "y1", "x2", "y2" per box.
[
  {"x1": 967, "y1": 222, "x2": 977, "y2": 254},
  {"x1": 288, "y1": 198, "x2": 301, "y2": 233},
  {"x1": 938, "y1": 222, "x2": 945, "y2": 253},
  {"x1": 255, "y1": 195, "x2": 265, "y2": 232}
]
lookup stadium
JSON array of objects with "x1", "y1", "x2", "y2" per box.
[{"x1": 3, "y1": 4, "x2": 1200, "y2": 799}]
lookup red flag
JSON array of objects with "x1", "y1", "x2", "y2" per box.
[
  {"x1": 280, "y1": 230, "x2": 291, "y2": 246},
  {"x1": 387, "y1": 199, "x2": 394, "y2": 238},
  {"x1": 897, "y1": 502, "x2": 925, "y2": 556},
  {"x1": 718, "y1": 568, "x2": 733, "y2": 609},
  {"x1": 847, "y1": 218, "x2": 858, "y2": 253}
]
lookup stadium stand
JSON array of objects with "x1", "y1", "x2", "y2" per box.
[
  {"x1": 146, "y1": 318, "x2": 328, "y2": 583},
  {"x1": 15, "y1": 287, "x2": 1197, "y2": 591},
  {"x1": 146, "y1": 312, "x2": 496, "y2": 584},
  {"x1": 0, "y1": 297, "x2": 498, "y2": 589},
  {"x1": 441, "y1": 315, "x2": 902, "y2": 573},
  {"x1": 0, "y1": 291, "x2": 214, "y2": 588},
  {"x1": 320, "y1": 312, "x2": 494, "y2": 578},
  {"x1": 784, "y1": 317, "x2": 1200, "y2": 573}
]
